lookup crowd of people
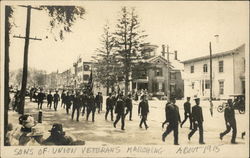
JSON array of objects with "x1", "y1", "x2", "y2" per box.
[{"x1": 8, "y1": 87, "x2": 244, "y2": 146}]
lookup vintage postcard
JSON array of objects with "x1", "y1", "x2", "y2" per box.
[{"x1": 1, "y1": 0, "x2": 249, "y2": 157}]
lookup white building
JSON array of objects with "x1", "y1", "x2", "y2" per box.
[{"x1": 182, "y1": 44, "x2": 245, "y2": 100}]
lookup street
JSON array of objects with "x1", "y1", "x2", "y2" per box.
[{"x1": 8, "y1": 97, "x2": 248, "y2": 146}]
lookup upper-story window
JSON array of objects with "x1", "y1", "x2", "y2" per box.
[
  {"x1": 219, "y1": 61, "x2": 224, "y2": 73},
  {"x1": 83, "y1": 65, "x2": 90, "y2": 71},
  {"x1": 190, "y1": 65, "x2": 194, "y2": 73},
  {"x1": 155, "y1": 68, "x2": 163, "y2": 76},
  {"x1": 170, "y1": 72, "x2": 176, "y2": 79},
  {"x1": 203, "y1": 64, "x2": 208, "y2": 73}
]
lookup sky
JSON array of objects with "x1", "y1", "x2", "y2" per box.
[{"x1": 3, "y1": 1, "x2": 249, "y2": 73}]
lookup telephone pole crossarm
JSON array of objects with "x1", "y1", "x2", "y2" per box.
[{"x1": 13, "y1": 35, "x2": 42, "y2": 41}]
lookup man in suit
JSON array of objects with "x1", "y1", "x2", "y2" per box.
[
  {"x1": 113, "y1": 94, "x2": 125, "y2": 130},
  {"x1": 219, "y1": 99, "x2": 237, "y2": 144},
  {"x1": 47, "y1": 91, "x2": 53, "y2": 109},
  {"x1": 53, "y1": 90, "x2": 60, "y2": 111},
  {"x1": 138, "y1": 95, "x2": 149, "y2": 129},
  {"x1": 188, "y1": 98, "x2": 205, "y2": 144},
  {"x1": 37, "y1": 89, "x2": 45, "y2": 109},
  {"x1": 72, "y1": 92, "x2": 81, "y2": 121},
  {"x1": 105, "y1": 93, "x2": 115, "y2": 121},
  {"x1": 181, "y1": 97, "x2": 192, "y2": 129},
  {"x1": 86, "y1": 92, "x2": 96, "y2": 122},
  {"x1": 125, "y1": 94, "x2": 133, "y2": 121},
  {"x1": 162, "y1": 97, "x2": 181, "y2": 145}
]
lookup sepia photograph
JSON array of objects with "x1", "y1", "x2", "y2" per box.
[{"x1": 1, "y1": 1, "x2": 249, "y2": 157}]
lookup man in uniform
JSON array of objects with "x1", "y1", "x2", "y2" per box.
[
  {"x1": 37, "y1": 89, "x2": 45, "y2": 109},
  {"x1": 81, "y1": 91, "x2": 88, "y2": 116},
  {"x1": 188, "y1": 98, "x2": 205, "y2": 144},
  {"x1": 61, "y1": 90, "x2": 66, "y2": 108},
  {"x1": 95, "y1": 92, "x2": 103, "y2": 113},
  {"x1": 162, "y1": 97, "x2": 181, "y2": 145},
  {"x1": 72, "y1": 92, "x2": 81, "y2": 121},
  {"x1": 181, "y1": 97, "x2": 192, "y2": 129},
  {"x1": 125, "y1": 94, "x2": 133, "y2": 121},
  {"x1": 162, "y1": 100, "x2": 171, "y2": 128},
  {"x1": 113, "y1": 95, "x2": 125, "y2": 130},
  {"x1": 105, "y1": 93, "x2": 115, "y2": 121},
  {"x1": 86, "y1": 92, "x2": 96, "y2": 122},
  {"x1": 219, "y1": 99, "x2": 237, "y2": 144},
  {"x1": 138, "y1": 95, "x2": 149, "y2": 129},
  {"x1": 53, "y1": 90, "x2": 60, "y2": 111},
  {"x1": 65, "y1": 92, "x2": 72, "y2": 114},
  {"x1": 47, "y1": 91, "x2": 53, "y2": 109}
]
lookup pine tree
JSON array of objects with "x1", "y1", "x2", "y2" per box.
[
  {"x1": 114, "y1": 7, "x2": 152, "y2": 95},
  {"x1": 93, "y1": 23, "x2": 120, "y2": 94}
]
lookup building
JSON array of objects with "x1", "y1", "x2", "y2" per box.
[
  {"x1": 73, "y1": 57, "x2": 92, "y2": 89},
  {"x1": 182, "y1": 44, "x2": 245, "y2": 100},
  {"x1": 132, "y1": 50, "x2": 184, "y2": 99},
  {"x1": 46, "y1": 71, "x2": 59, "y2": 90}
]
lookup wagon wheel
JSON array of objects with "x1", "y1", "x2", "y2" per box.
[
  {"x1": 239, "y1": 106, "x2": 245, "y2": 114},
  {"x1": 217, "y1": 104, "x2": 225, "y2": 113}
]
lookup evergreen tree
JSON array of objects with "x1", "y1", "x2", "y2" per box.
[
  {"x1": 114, "y1": 7, "x2": 153, "y2": 95},
  {"x1": 93, "y1": 23, "x2": 120, "y2": 94}
]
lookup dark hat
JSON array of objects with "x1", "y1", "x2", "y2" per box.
[
  {"x1": 194, "y1": 97, "x2": 200, "y2": 101},
  {"x1": 187, "y1": 97, "x2": 191, "y2": 99},
  {"x1": 49, "y1": 123, "x2": 65, "y2": 135}
]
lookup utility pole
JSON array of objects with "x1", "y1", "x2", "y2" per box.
[
  {"x1": 14, "y1": 5, "x2": 42, "y2": 114},
  {"x1": 162, "y1": 44, "x2": 173, "y2": 101},
  {"x1": 209, "y1": 42, "x2": 213, "y2": 117}
]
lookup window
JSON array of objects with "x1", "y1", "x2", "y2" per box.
[
  {"x1": 83, "y1": 75, "x2": 89, "y2": 81},
  {"x1": 190, "y1": 65, "x2": 194, "y2": 73},
  {"x1": 243, "y1": 58, "x2": 245, "y2": 72},
  {"x1": 219, "y1": 81, "x2": 224, "y2": 95},
  {"x1": 155, "y1": 68, "x2": 163, "y2": 76},
  {"x1": 170, "y1": 85, "x2": 176, "y2": 93},
  {"x1": 219, "y1": 61, "x2": 224, "y2": 73},
  {"x1": 158, "y1": 82, "x2": 163, "y2": 92},
  {"x1": 203, "y1": 64, "x2": 208, "y2": 73},
  {"x1": 83, "y1": 65, "x2": 90, "y2": 71},
  {"x1": 191, "y1": 82, "x2": 195, "y2": 89},
  {"x1": 170, "y1": 72, "x2": 176, "y2": 79},
  {"x1": 205, "y1": 80, "x2": 210, "y2": 89}
]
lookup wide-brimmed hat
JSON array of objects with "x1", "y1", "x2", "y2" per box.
[{"x1": 48, "y1": 123, "x2": 65, "y2": 135}]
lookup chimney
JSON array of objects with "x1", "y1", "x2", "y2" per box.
[
  {"x1": 162, "y1": 45, "x2": 166, "y2": 57},
  {"x1": 174, "y1": 50, "x2": 178, "y2": 60}
]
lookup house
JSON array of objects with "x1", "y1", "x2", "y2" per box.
[
  {"x1": 182, "y1": 44, "x2": 245, "y2": 100},
  {"x1": 132, "y1": 50, "x2": 184, "y2": 99}
]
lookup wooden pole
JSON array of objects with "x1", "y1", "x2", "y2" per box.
[
  {"x1": 4, "y1": 6, "x2": 11, "y2": 145},
  {"x1": 209, "y1": 42, "x2": 212, "y2": 101},
  {"x1": 167, "y1": 45, "x2": 170, "y2": 101},
  {"x1": 19, "y1": 6, "x2": 31, "y2": 114},
  {"x1": 209, "y1": 42, "x2": 213, "y2": 116}
]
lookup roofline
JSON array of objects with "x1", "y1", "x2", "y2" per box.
[{"x1": 181, "y1": 44, "x2": 245, "y2": 64}]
